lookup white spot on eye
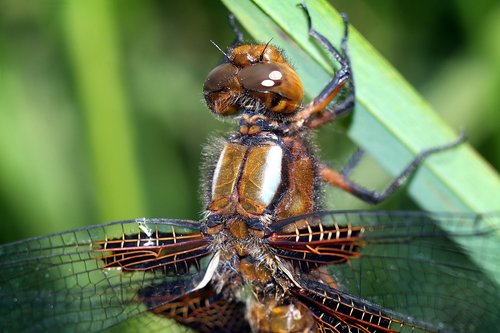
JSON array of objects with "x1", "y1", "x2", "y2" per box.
[
  {"x1": 261, "y1": 79, "x2": 275, "y2": 87},
  {"x1": 269, "y1": 70, "x2": 282, "y2": 80}
]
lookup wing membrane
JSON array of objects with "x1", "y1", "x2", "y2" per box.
[
  {"x1": 141, "y1": 284, "x2": 250, "y2": 333},
  {"x1": 95, "y1": 223, "x2": 209, "y2": 274},
  {"x1": 271, "y1": 211, "x2": 500, "y2": 332},
  {"x1": 269, "y1": 221, "x2": 363, "y2": 272},
  {"x1": 0, "y1": 218, "x2": 211, "y2": 333},
  {"x1": 292, "y1": 280, "x2": 446, "y2": 333}
]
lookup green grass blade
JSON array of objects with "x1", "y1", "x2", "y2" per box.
[
  {"x1": 62, "y1": 1, "x2": 145, "y2": 221},
  {"x1": 221, "y1": 0, "x2": 500, "y2": 283}
]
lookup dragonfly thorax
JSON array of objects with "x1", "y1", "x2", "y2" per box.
[{"x1": 205, "y1": 132, "x2": 319, "y2": 228}]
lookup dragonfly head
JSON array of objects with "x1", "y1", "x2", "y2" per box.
[{"x1": 203, "y1": 44, "x2": 304, "y2": 118}]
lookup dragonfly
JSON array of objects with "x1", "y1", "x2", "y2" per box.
[{"x1": 1, "y1": 3, "x2": 499, "y2": 333}]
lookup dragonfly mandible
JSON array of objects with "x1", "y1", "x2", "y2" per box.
[{"x1": 0, "y1": 2, "x2": 499, "y2": 333}]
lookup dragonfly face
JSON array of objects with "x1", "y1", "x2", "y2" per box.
[{"x1": 1, "y1": 4, "x2": 499, "y2": 333}]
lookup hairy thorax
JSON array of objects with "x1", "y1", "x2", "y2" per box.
[{"x1": 202, "y1": 130, "x2": 320, "y2": 331}]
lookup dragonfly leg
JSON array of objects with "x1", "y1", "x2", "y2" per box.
[
  {"x1": 294, "y1": 3, "x2": 355, "y2": 129},
  {"x1": 319, "y1": 131, "x2": 466, "y2": 204},
  {"x1": 228, "y1": 13, "x2": 244, "y2": 48},
  {"x1": 211, "y1": 14, "x2": 245, "y2": 66},
  {"x1": 340, "y1": 148, "x2": 365, "y2": 177}
]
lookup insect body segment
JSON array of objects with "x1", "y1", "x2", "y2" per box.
[
  {"x1": 1, "y1": 3, "x2": 494, "y2": 333},
  {"x1": 203, "y1": 44, "x2": 304, "y2": 116},
  {"x1": 191, "y1": 4, "x2": 470, "y2": 332}
]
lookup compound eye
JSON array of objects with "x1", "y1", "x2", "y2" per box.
[
  {"x1": 204, "y1": 63, "x2": 237, "y2": 92},
  {"x1": 239, "y1": 63, "x2": 283, "y2": 90},
  {"x1": 203, "y1": 63, "x2": 241, "y2": 115},
  {"x1": 239, "y1": 63, "x2": 303, "y2": 114}
]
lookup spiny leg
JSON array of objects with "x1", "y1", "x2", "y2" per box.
[
  {"x1": 340, "y1": 148, "x2": 365, "y2": 177},
  {"x1": 304, "y1": 94, "x2": 355, "y2": 129},
  {"x1": 294, "y1": 3, "x2": 355, "y2": 129},
  {"x1": 320, "y1": 131, "x2": 467, "y2": 204},
  {"x1": 212, "y1": 14, "x2": 245, "y2": 66},
  {"x1": 228, "y1": 13, "x2": 244, "y2": 47},
  {"x1": 300, "y1": 3, "x2": 348, "y2": 66}
]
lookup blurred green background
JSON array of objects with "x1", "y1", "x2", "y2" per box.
[{"x1": 0, "y1": 0, "x2": 499, "y2": 244}]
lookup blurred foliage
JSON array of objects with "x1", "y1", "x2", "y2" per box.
[{"x1": 0, "y1": 0, "x2": 499, "y2": 247}]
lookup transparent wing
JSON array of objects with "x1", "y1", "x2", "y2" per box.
[
  {"x1": 0, "y1": 218, "x2": 212, "y2": 333},
  {"x1": 292, "y1": 279, "x2": 450, "y2": 333},
  {"x1": 140, "y1": 284, "x2": 250, "y2": 333},
  {"x1": 270, "y1": 210, "x2": 500, "y2": 333}
]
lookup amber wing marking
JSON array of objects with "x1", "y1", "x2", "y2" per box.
[
  {"x1": 292, "y1": 280, "x2": 437, "y2": 333},
  {"x1": 94, "y1": 225, "x2": 210, "y2": 274},
  {"x1": 141, "y1": 285, "x2": 250, "y2": 333},
  {"x1": 269, "y1": 220, "x2": 364, "y2": 272}
]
